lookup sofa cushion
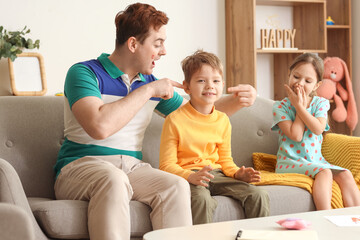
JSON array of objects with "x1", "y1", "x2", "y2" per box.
[
  {"x1": 28, "y1": 198, "x2": 88, "y2": 239},
  {"x1": 28, "y1": 197, "x2": 153, "y2": 239},
  {"x1": 213, "y1": 186, "x2": 315, "y2": 219},
  {"x1": 261, "y1": 185, "x2": 315, "y2": 215}
]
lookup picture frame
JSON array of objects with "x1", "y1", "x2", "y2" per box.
[{"x1": 8, "y1": 52, "x2": 47, "y2": 96}]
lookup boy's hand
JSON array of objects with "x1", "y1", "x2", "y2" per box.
[
  {"x1": 234, "y1": 166, "x2": 261, "y2": 183},
  {"x1": 187, "y1": 165, "x2": 214, "y2": 187}
]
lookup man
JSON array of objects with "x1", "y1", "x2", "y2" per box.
[{"x1": 54, "y1": 3, "x2": 257, "y2": 240}]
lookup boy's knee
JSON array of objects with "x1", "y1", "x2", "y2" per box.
[
  {"x1": 191, "y1": 187, "x2": 217, "y2": 207},
  {"x1": 251, "y1": 187, "x2": 269, "y2": 202},
  {"x1": 245, "y1": 187, "x2": 270, "y2": 217}
]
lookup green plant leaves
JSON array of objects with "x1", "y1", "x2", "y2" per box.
[{"x1": 0, "y1": 25, "x2": 40, "y2": 61}]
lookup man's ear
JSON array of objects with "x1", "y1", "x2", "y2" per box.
[
  {"x1": 183, "y1": 80, "x2": 190, "y2": 94},
  {"x1": 127, "y1": 37, "x2": 137, "y2": 53}
]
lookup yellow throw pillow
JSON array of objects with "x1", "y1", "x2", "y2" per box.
[
  {"x1": 252, "y1": 152, "x2": 277, "y2": 172},
  {"x1": 322, "y1": 133, "x2": 360, "y2": 184}
]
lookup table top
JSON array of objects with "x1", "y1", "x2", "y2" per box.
[{"x1": 143, "y1": 207, "x2": 360, "y2": 240}]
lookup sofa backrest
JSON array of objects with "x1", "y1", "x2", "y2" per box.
[
  {"x1": 0, "y1": 95, "x2": 279, "y2": 199},
  {"x1": 0, "y1": 96, "x2": 64, "y2": 199}
]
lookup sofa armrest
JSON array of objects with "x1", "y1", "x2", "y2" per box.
[
  {"x1": 0, "y1": 158, "x2": 48, "y2": 240},
  {"x1": 0, "y1": 203, "x2": 35, "y2": 240}
]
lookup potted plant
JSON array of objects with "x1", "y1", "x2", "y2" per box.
[{"x1": 0, "y1": 26, "x2": 40, "y2": 61}]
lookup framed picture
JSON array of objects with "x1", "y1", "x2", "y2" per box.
[{"x1": 8, "y1": 52, "x2": 47, "y2": 96}]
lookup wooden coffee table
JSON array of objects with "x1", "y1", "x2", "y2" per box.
[{"x1": 143, "y1": 207, "x2": 360, "y2": 240}]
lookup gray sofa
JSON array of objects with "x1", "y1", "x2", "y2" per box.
[
  {"x1": 0, "y1": 203, "x2": 35, "y2": 240},
  {"x1": 0, "y1": 96, "x2": 315, "y2": 240}
]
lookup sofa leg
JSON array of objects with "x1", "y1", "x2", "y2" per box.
[{"x1": 0, "y1": 158, "x2": 48, "y2": 240}]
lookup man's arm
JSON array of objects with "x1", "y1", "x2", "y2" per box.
[
  {"x1": 72, "y1": 78, "x2": 183, "y2": 140},
  {"x1": 214, "y1": 84, "x2": 257, "y2": 116}
]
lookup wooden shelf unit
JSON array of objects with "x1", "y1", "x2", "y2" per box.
[
  {"x1": 225, "y1": 0, "x2": 353, "y2": 135},
  {"x1": 321, "y1": 0, "x2": 352, "y2": 135}
]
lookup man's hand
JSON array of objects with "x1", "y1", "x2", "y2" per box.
[
  {"x1": 187, "y1": 165, "x2": 214, "y2": 187},
  {"x1": 227, "y1": 84, "x2": 257, "y2": 108},
  {"x1": 147, "y1": 78, "x2": 184, "y2": 100},
  {"x1": 234, "y1": 166, "x2": 261, "y2": 183}
]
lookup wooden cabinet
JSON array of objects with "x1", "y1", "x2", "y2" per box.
[
  {"x1": 225, "y1": 0, "x2": 353, "y2": 135},
  {"x1": 321, "y1": 0, "x2": 352, "y2": 135}
]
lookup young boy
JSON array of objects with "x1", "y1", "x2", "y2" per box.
[{"x1": 159, "y1": 50, "x2": 270, "y2": 224}]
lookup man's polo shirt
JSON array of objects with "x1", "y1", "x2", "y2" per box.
[{"x1": 54, "y1": 53, "x2": 182, "y2": 177}]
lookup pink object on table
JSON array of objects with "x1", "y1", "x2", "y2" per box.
[{"x1": 276, "y1": 218, "x2": 311, "y2": 230}]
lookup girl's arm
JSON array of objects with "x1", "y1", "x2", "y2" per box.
[
  {"x1": 295, "y1": 107, "x2": 327, "y2": 135},
  {"x1": 290, "y1": 86, "x2": 327, "y2": 135},
  {"x1": 277, "y1": 115, "x2": 305, "y2": 142}
]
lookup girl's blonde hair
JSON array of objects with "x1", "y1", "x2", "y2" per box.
[{"x1": 181, "y1": 50, "x2": 223, "y2": 83}]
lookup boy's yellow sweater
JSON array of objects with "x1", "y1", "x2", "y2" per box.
[{"x1": 159, "y1": 102, "x2": 239, "y2": 180}]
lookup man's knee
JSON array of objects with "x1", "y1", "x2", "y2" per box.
[
  {"x1": 93, "y1": 168, "x2": 132, "y2": 199},
  {"x1": 174, "y1": 176, "x2": 191, "y2": 192},
  {"x1": 165, "y1": 173, "x2": 191, "y2": 195}
]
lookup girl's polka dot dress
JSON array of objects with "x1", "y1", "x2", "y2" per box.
[{"x1": 272, "y1": 96, "x2": 346, "y2": 178}]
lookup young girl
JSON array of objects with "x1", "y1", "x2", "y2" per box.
[{"x1": 272, "y1": 53, "x2": 360, "y2": 210}]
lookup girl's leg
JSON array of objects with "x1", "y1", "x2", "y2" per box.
[
  {"x1": 313, "y1": 169, "x2": 333, "y2": 210},
  {"x1": 333, "y1": 170, "x2": 360, "y2": 207}
]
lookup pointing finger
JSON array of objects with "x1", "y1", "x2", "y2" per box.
[{"x1": 170, "y1": 80, "x2": 185, "y2": 89}]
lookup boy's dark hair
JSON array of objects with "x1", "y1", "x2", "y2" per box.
[
  {"x1": 181, "y1": 50, "x2": 223, "y2": 83},
  {"x1": 290, "y1": 53, "x2": 324, "y2": 83},
  {"x1": 115, "y1": 3, "x2": 169, "y2": 46}
]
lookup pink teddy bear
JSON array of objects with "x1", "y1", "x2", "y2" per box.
[{"x1": 316, "y1": 57, "x2": 358, "y2": 131}]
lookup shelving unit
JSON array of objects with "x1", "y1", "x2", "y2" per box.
[
  {"x1": 321, "y1": 0, "x2": 352, "y2": 135},
  {"x1": 225, "y1": 0, "x2": 353, "y2": 135}
]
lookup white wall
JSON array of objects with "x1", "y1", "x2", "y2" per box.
[
  {"x1": 352, "y1": 1, "x2": 360, "y2": 136},
  {"x1": 0, "y1": 0, "x2": 225, "y2": 96},
  {"x1": 256, "y1": 6, "x2": 293, "y2": 99},
  {"x1": 1, "y1": 0, "x2": 359, "y2": 136}
]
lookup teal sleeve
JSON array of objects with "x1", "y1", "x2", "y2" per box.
[
  {"x1": 271, "y1": 99, "x2": 292, "y2": 131},
  {"x1": 64, "y1": 64, "x2": 102, "y2": 108},
  {"x1": 155, "y1": 91, "x2": 183, "y2": 116},
  {"x1": 315, "y1": 98, "x2": 330, "y2": 119},
  {"x1": 315, "y1": 98, "x2": 330, "y2": 131}
]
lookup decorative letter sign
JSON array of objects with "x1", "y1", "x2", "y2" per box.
[{"x1": 260, "y1": 29, "x2": 297, "y2": 50}]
